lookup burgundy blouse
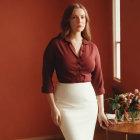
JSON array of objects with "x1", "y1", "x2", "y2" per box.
[{"x1": 41, "y1": 34, "x2": 105, "y2": 95}]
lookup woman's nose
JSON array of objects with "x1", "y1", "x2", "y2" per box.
[{"x1": 77, "y1": 17, "x2": 82, "y2": 23}]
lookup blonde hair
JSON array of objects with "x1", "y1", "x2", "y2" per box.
[{"x1": 60, "y1": 3, "x2": 91, "y2": 41}]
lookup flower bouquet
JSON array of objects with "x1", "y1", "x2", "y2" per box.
[{"x1": 105, "y1": 89, "x2": 140, "y2": 123}]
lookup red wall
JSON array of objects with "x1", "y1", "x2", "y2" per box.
[
  {"x1": 0, "y1": 0, "x2": 64, "y2": 139},
  {"x1": 119, "y1": 0, "x2": 140, "y2": 92},
  {"x1": 1, "y1": 0, "x2": 139, "y2": 139}
]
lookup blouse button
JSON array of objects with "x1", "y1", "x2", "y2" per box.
[{"x1": 77, "y1": 61, "x2": 80, "y2": 65}]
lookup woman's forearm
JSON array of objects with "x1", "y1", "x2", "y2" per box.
[
  {"x1": 46, "y1": 93, "x2": 57, "y2": 109},
  {"x1": 96, "y1": 94, "x2": 104, "y2": 114},
  {"x1": 45, "y1": 93, "x2": 61, "y2": 126},
  {"x1": 96, "y1": 94, "x2": 112, "y2": 127}
]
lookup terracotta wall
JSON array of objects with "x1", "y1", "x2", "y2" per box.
[
  {"x1": 0, "y1": 0, "x2": 64, "y2": 139},
  {"x1": 110, "y1": 1, "x2": 140, "y2": 139},
  {"x1": 1, "y1": 0, "x2": 140, "y2": 139},
  {"x1": 118, "y1": 0, "x2": 140, "y2": 92}
]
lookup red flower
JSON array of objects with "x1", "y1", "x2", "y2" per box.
[
  {"x1": 134, "y1": 104, "x2": 140, "y2": 111},
  {"x1": 119, "y1": 94, "x2": 125, "y2": 100},
  {"x1": 129, "y1": 94, "x2": 135, "y2": 99},
  {"x1": 125, "y1": 104, "x2": 130, "y2": 111},
  {"x1": 134, "y1": 89, "x2": 139, "y2": 94}
]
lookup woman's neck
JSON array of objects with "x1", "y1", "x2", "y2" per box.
[{"x1": 69, "y1": 32, "x2": 83, "y2": 42}]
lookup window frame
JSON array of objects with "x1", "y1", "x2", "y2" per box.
[{"x1": 113, "y1": 0, "x2": 121, "y2": 83}]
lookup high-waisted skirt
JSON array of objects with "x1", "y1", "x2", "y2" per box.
[{"x1": 54, "y1": 82, "x2": 98, "y2": 140}]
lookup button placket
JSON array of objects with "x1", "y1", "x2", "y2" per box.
[
  {"x1": 77, "y1": 44, "x2": 84, "y2": 81},
  {"x1": 79, "y1": 44, "x2": 84, "y2": 58},
  {"x1": 77, "y1": 59, "x2": 81, "y2": 81}
]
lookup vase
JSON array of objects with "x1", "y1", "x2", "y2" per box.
[
  {"x1": 124, "y1": 111, "x2": 140, "y2": 123},
  {"x1": 124, "y1": 111, "x2": 132, "y2": 122},
  {"x1": 115, "y1": 110, "x2": 124, "y2": 123}
]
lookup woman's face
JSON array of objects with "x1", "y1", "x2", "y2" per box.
[{"x1": 69, "y1": 8, "x2": 86, "y2": 33}]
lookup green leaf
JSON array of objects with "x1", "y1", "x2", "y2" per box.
[
  {"x1": 112, "y1": 103, "x2": 117, "y2": 110},
  {"x1": 131, "y1": 110, "x2": 139, "y2": 118},
  {"x1": 114, "y1": 95, "x2": 120, "y2": 103},
  {"x1": 105, "y1": 98, "x2": 115, "y2": 102},
  {"x1": 116, "y1": 110, "x2": 123, "y2": 121}
]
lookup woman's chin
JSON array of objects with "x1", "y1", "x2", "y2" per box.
[
  {"x1": 71, "y1": 28, "x2": 84, "y2": 33},
  {"x1": 76, "y1": 28, "x2": 84, "y2": 32}
]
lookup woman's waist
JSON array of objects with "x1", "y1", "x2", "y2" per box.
[
  {"x1": 57, "y1": 74, "x2": 92, "y2": 84},
  {"x1": 54, "y1": 82, "x2": 96, "y2": 102},
  {"x1": 55, "y1": 81, "x2": 93, "y2": 91},
  {"x1": 57, "y1": 81, "x2": 91, "y2": 86}
]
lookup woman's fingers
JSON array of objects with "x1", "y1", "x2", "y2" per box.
[
  {"x1": 55, "y1": 116, "x2": 60, "y2": 126},
  {"x1": 99, "y1": 114, "x2": 114, "y2": 128},
  {"x1": 105, "y1": 115, "x2": 114, "y2": 126},
  {"x1": 104, "y1": 118, "x2": 109, "y2": 127},
  {"x1": 51, "y1": 107, "x2": 61, "y2": 126},
  {"x1": 51, "y1": 113, "x2": 58, "y2": 126},
  {"x1": 54, "y1": 114, "x2": 61, "y2": 126},
  {"x1": 99, "y1": 121, "x2": 102, "y2": 127},
  {"x1": 108, "y1": 119, "x2": 114, "y2": 125},
  {"x1": 98, "y1": 116, "x2": 103, "y2": 127},
  {"x1": 58, "y1": 114, "x2": 61, "y2": 125},
  {"x1": 104, "y1": 118, "x2": 114, "y2": 127}
]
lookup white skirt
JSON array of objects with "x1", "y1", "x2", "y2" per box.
[{"x1": 54, "y1": 82, "x2": 98, "y2": 140}]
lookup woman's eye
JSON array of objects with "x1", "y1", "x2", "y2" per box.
[{"x1": 72, "y1": 16, "x2": 76, "y2": 19}]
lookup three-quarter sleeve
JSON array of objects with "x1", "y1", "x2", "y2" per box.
[
  {"x1": 91, "y1": 44, "x2": 105, "y2": 95},
  {"x1": 41, "y1": 39, "x2": 56, "y2": 94}
]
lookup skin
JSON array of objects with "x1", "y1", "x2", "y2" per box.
[
  {"x1": 69, "y1": 8, "x2": 86, "y2": 34},
  {"x1": 46, "y1": 93, "x2": 61, "y2": 126},
  {"x1": 69, "y1": 8, "x2": 86, "y2": 56},
  {"x1": 46, "y1": 8, "x2": 113, "y2": 127}
]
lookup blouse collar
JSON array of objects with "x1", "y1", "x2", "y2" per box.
[{"x1": 64, "y1": 37, "x2": 89, "y2": 45}]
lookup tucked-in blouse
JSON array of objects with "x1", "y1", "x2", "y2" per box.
[{"x1": 41, "y1": 34, "x2": 105, "y2": 95}]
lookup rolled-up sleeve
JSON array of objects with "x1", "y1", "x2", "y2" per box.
[
  {"x1": 41, "y1": 39, "x2": 56, "y2": 94},
  {"x1": 91, "y1": 44, "x2": 105, "y2": 95}
]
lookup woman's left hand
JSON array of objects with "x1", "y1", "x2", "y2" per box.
[{"x1": 98, "y1": 112, "x2": 113, "y2": 128}]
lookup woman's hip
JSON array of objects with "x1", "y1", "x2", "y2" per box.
[{"x1": 54, "y1": 82, "x2": 97, "y2": 105}]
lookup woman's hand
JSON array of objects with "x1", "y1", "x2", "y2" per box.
[
  {"x1": 98, "y1": 112, "x2": 113, "y2": 128},
  {"x1": 51, "y1": 106, "x2": 61, "y2": 126}
]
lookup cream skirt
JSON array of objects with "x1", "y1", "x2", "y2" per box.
[{"x1": 54, "y1": 82, "x2": 98, "y2": 140}]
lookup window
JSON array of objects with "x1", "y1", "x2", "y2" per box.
[{"x1": 113, "y1": 0, "x2": 121, "y2": 82}]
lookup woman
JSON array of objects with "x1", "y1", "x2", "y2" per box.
[{"x1": 41, "y1": 3, "x2": 112, "y2": 140}]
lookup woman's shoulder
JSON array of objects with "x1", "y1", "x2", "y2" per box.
[
  {"x1": 86, "y1": 40, "x2": 98, "y2": 50},
  {"x1": 48, "y1": 33, "x2": 68, "y2": 46}
]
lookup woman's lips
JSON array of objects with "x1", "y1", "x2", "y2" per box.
[{"x1": 77, "y1": 25, "x2": 82, "y2": 28}]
